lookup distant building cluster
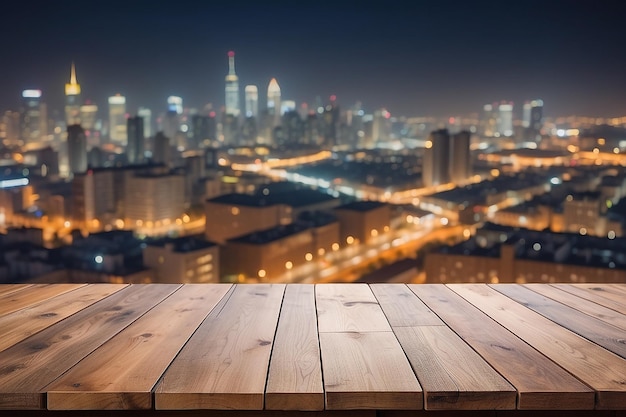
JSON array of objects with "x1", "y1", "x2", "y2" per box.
[{"x1": 0, "y1": 52, "x2": 625, "y2": 285}]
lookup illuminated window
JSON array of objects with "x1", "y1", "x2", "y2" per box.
[
  {"x1": 305, "y1": 253, "x2": 313, "y2": 261},
  {"x1": 332, "y1": 243, "x2": 339, "y2": 251},
  {"x1": 285, "y1": 261, "x2": 293, "y2": 270},
  {"x1": 258, "y1": 269, "x2": 266, "y2": 278},
  {"x1": 346, "y1": 236, "x2": 355, "y2": 245},
  {"x1": 317, "y1": 248, "x2": 325, "y2": 256},
  {"x1": 231, "y1": 207, "x2": 240, "y2": 215}
]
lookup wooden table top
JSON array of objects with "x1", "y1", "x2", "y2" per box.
[{"x1": 0, "y1": 283, "x2": 625, "y2": 414}]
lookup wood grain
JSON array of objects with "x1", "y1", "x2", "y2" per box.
[
  {"x1": 265, "y1": 284, "x2": 324, "y2": 411},
  {"x1": 450, "y1": 284, "x2": 626, "y2": 410},
  {"x1": 408, "y1": 284, "x2": 594, "y2": 410},
  {"x1": 45, "y1": 284, "x2": 232, "y2": 410},
  {"x1": 320, "y1": 331, "x2": 422, "y2": 410},
  {"x1": 316, "y1": 284, "x2": 391, "y2": 332},
  {"x1": 554, "y1": 284, "x2": 626, "y2": 313},
  {"x1": 155, "y1": 284, "x2": 285, "y2": 410},
  {"x1": 393, "y1": 325, "x2": 516, "y2": 410},
  {"x1": 571, "y1": 284, "x2": 626, "y2": 312},
  {"x1": 492, "y1": 284, "x2": 626, "y2": 358},
  {"x1": 0, "y1": 284, "x2": 179, "y2": 410},
  {"x1": 0, "y1": 284, "x2": 126, "y2": 353},
  {"x1": 0, "y1": 284, "x2": 85, "y2": 316},
  {"x1": 525, "y1": 284, "x2": 626, "y2": 331},
  {"x1": 0, "y1": 284, "x2": 33, "y2": 297},
  {"x1": 370, "y1": 284, "x2": 443, "y2": 327}
]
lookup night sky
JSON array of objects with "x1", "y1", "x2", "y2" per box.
[{"x1": 2, "y1": 0, "x2": 626, "y2": 118}]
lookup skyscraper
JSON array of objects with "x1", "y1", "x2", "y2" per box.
[
  {"x1": 167, "y1": 96, "x2": 183, "y2": 115},
  {"x1": 244, "y1": 85, "x2": 258, "y2": 118},
  {"x1": 267, "y1": 78, "x2": 281, "y2": 128},
  {"x1": 525, "y1": 99, "x2": 544, "y2": 141},
  {"x1": 422, "y1": 129, "x2": 450, "y2": 188},
  {"x1": 127, "y1": 116, "x2": 145, "y2": 164},
  {"x1": 138, "y1": 107, "x2": 152, "y2": 138},
  {"x1": 450, "y1": 130, "x2": 472, "y2": 184},
  {"x1": 224, "y1": 51, "x2": 240, "y2": 117},
  {"x1": 497, "y1": 102, "x2": 514, "y2": 137},
  {"x1": 67, "y1": 124, "x2": 87, "y2": 177},
  {"x1": 79, "y1": 103, "x2": 98, "y2": 131},
  {"x1": 108, "y1": 94, "x2": 127, "y2": 144},
  {"x1": 20, "y1": 89, "x2": 47, "y2": 145},
  {"x1": 65, "y1": 62, "x2": 81, "y2": 125}
]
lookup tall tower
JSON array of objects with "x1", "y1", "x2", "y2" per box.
[
  {"x1": 127, "y1": 116, "x2": 145, "y2": 164},
  {"x1": 20, "y1": 89, "x2": 47, "y2": 144},
  {"x1": 528, "y1": 99, "x2": 544, "y2": 142},
  {"x1": 244, "y1": 85, "x2": 258, "y2": 118},
  {"x1": 225, "y1": 51, "x2": 240, "y2": 117},
  {"x1": 65, "y1": 62, "x2": 82, "y2": 125},
  {"x1": 267, "y1": 78, "x2": 281, "y2": 127},
  {"x1": 450, "y1": 130, "x2": 471, "y2": 184},
  {"x1": 497, "y1": 102, "x2": 514, "y2": 137},
  {"x1": 422, "y1": 129, "x2": 451, "y2": 188},
  {"x1": 108, "y1": 94, "x2": 127, "y2": 144},
  {"x1": 67, "y1": 124, "x2": 87, "y2": 177}
]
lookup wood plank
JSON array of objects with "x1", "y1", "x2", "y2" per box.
[
  {"x1": 573, "y1": 284, "x2": 626, "y2": 312},
  {"x1": 408, "y1": 284, "x2": 594, "y2": 410},
  {"x1": 492, "y1": 284, "x2": 626, "y2": 359},
  {"x1": 45, "y1": 284, "x2": 232, "y2": 410},
  {"x1": 0, "y1": 410, "x2": 377, "y2": 417},
  {"x1": 449, "y1": 284, "x2": 626, "y2": 410},
  {"x1": 265, "y1": 284, "x2": 324, "y2": 411},
  {"x1": 319, "y1": 331, "x2": 422, "y2": 410},
  {"x1": 525, "y1": 284, "x2": 626, "y2": 331},
  {"x1": 370, "y1": 283, "x2": 443, "y2": 327},
  {"x1": 393, "y1": 325, "x2": 516, "y2": 410},
  {"x1": 316, "y1": 284, "x2": 391, "y2": 332},
  {"x1": 155, "y1": 284, "x2": 285, "y2": 410},
  {"x1": 0, "y1": 284, "x2": 33, "y2": 297},
  {"x1": 554, "y1": 284, "x2": 626, "y2": 314},
  {"x1": 0, "y1": 284, "x2": 180, "y2": 410},
  {"x1": 0, "y1": 284, "x2": 126, "y2": 353},
  {"x1": 0, "y1": 284, "x2": 85, "y2": 315}
]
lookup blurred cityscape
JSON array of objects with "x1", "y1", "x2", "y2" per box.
[{"x1": 1, "y1": 54, "x2": 626, "y2": 285}]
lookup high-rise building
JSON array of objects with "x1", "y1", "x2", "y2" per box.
[
  {"x1": 422, "y1": 129, "x2": 451, "y2": 188},
  {"x1": 152, "y1": 131, "x2": 171, "y2": 166},
  {"x1": 267, "y1": 78, "x2": 281, "y2": 128},
  {"x1": 481, "y1": 104, "x2": 498, "y2": 137},
  {"x1": 224, "y1": 51, "x2": 240, "y2": 117},
  {"x1": 372, "y1": 108, "x2": 391, "y2": 143},
  {"x1": 65, "y1": 62, "x2": 81, "y2": 125},
  {"x1": 244, "y1": 85, "x2": 258, "y2": 118},
  {"x1": 497, "y1": 102, "x2": 514, "y2": 137},
  {"x1": 167, "y1": 96, "x2": 183, "y2": 115},
  {"x1": 108, "y1": 94, "x2": 127, "y2": 144},
  {"x1": 127, "y1": 116, "x2": 145, "y2": 164},
  {"x1": 450, "y1": 130, "x2": 472, "y2": 184},
  {"x1": 20, "y1": 89, "x2": 47, "y2": 145},
  {"x1": 138, "y1": 107, "x2": 152, "y2": 138},
  {"x1": 67, "y1": 124, "x2": 87, "y2": 177},
  {"x1": 79, "y1": 103, "x2": 98, "y2": 131},
  {"x1": 191, "y1": 114, "x2": 216, "y2": 148},
  {"x1": 525, "y1": 99, "x2": 544, "y2": 141}
]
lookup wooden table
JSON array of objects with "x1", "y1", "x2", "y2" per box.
[{"x1": 0, "y1": 283, "x2": 625, "y2": 416}]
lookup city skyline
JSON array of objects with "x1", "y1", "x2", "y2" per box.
[{"x1": 2, "y1": 1, "x2": 626, "y2": 118}]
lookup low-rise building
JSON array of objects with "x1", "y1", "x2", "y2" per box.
[{"x1": 143, "y1": 236, "x2": 219, "y2": 283}]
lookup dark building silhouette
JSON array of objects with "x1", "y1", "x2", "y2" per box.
[
  {"x1": 127, "y1": 116, "x2": 145, "y2": 164},
  {"x1": 67, "y1": 124, "x2": 87, "y2": 178}
]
